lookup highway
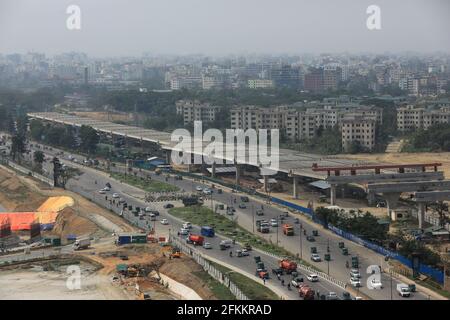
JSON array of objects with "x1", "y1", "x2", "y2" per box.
[{"x1": 22, "y1": 142, "x2": 431, "y2": 300}]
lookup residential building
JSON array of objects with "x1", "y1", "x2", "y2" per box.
[
  {"x1": 247, "y1": 79, "x2": 274, "y2": 89},
  {"x1": 176, "y1": 100, "x2": 221, "y2": 125},
  {"x1": 397, "y1": 105, "x2": 450, "y2": 132},
  {"x1": 341, "y1": 115, "x2": 376, "y2": 151}
]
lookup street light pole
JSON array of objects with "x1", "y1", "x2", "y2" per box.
[
  {"x1": 299, "y1": 223, "x2": 303, "y2": 260},
  {"x1": 252, "y1": 204, "x2": 255, "y2": 233}
]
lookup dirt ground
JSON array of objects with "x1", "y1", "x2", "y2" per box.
[
  {"x1": 73, "y1": 111, "x2": 133, "y2": 124},
  {"x1": 341, "y1": 152, "x2": 450, "y2": 178},
  {"x1": 78, "y1": 243, "x2": 218, "y2": 300}
]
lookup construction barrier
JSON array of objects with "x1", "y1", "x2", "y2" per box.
[{"x1": 7, "y1": 160, "x2": 54, "y2": 186}]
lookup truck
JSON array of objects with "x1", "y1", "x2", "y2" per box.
[
  {"x1": 282, "y1": 224, "x2": 294, "y2": 236},
  {"x1": 279, "y1": 259, "x2": 297, "y2": 274},
  {"x1": 298, "y1": 284, "x2": 315, "y2": 300},
  {"x1": 116, "y1": 233, "x2": 148, "y2": 245},
  {"x1": 396, "y1": 283, "x2": 411, "y2": 297},
  {"x1": 73, "y1": 238, "x2": 91, "y2": 250},
  {"x1": 187, "y1": 234, "x2": 204, "y2": 246},
  {"x1": 200, "y1": 226, "x2": 215, "y2": 237},
  {"x1": 256, "y1": 220, "x2": 270, "y2": 233}
]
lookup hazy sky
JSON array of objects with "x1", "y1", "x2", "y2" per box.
[{"x1": 0, "y1": 0, "x2": 449, "y2": 56}]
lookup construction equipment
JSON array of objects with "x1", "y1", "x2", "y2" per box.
[
  {"x1": 169, "y1": 249, "x2": 181, "y2": 259},
  {"x1": 298, "y1": 284, "x2": 315, "y2": 300},
  {"x1": 186, "y1": 234, "x2": 204, "y2": 246}
]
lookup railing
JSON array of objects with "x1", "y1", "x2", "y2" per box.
[
  {"x1": 170, "y1": 234, "x2": 249, "y2": 300},
  {"x1": 7, "y1": 160, "x2": 54, "y2": 187}
]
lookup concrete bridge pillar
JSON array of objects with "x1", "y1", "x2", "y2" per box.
[
  {"x1": 383, "y1": 192, "x2": 401, "y2": 219},
  {"x1": 330, "y1": 184, "x2": 337, "y2": 206},
  {"x1": 165, "y1": 150, "x2": 171, "y2": 164},
  {"x1": 367, "y1": 191, "x2": 377, "y2": 206},
  {"x1": 211, "y1": 162, "x2": 216, "y2": 178},
  {"x1": 418, "y1": 202, "x2": 426, "y2": 230},
  {"x1": 235, "y1": 165, "x2": 241, "y2": 186},
  {"x1": 293, "y1": 176, "x2": 299, "y2": 199},
  {"x1": 263, "y1": 175, "x2": 269, "y2": 193}
]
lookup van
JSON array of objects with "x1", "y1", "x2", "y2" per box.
[{"x1": 220, "y1": 239, "x2": 233, "y2": 248}]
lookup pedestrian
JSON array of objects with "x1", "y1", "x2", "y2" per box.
[
  {"x1": 281, "y1": 279, "x2": 285, "y2": 286},
  {"x1": 263, "y1": 278, "x2": 266, "y2": 285},
  {"x1": 277, "y1": 274, "x2": 280, "y2": 281},
  {"x1": 317, "y1": 291, "x2": 320, "y2": 299}
]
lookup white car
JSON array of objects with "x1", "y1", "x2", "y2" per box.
[
  {"x1": 101, "y1": 187, "x2": 110, "y2": 192},
  {"x1": 270, "y1": 218, "x2": 278, "y2": 227},
  {"x1": 145, "y1": 207, "x2": 153, "y2": 212},
  {"x1": 196, "y1": 186, "x2": 203, "y2": 192},
  {"x1": 112, "y1": 193, "x2": 120, "y2": 198},
  {"x1": 350, "y1": 277, "x2": 362, "y2": 287},
  {"x1": 350, "y1": 269, "x2": 361, "y2": 278},
  {"x1": 307, "y1": 274, "x2": 319, "y2": 282},
  {"x1": 183, "y1": 222, "x2": 192, "y2": 229},
  {"x1": 179, "y1": 228, "x2": 189, "y2": 235},
  {"x1": 98, "y1": 190, "x2": 106, "y2": 194},
  {"x1": 149, "y1": 213, "x2": 156, "y2": 221},
  {"x1": 160, "y1": 219, "x2": 169, "y2": 225},
  {"x1": 203, "y1": 188, "x2": 212, "y2": 195},
  {"x1": 311, "y1": 253, "x2": 321, "y2": 262},
  {"x1": 203, "y1": 242, "x2": 212, "y2": 249},
  {"x1": 326, "y1": 292, "x2": 339, "y2": 300},
  {"x1": 370, "y1": 279, "x2": 383, "y2": 289}
]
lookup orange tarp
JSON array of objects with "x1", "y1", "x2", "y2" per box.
[{"x1": 0, "y1": 212, "x2": 58, "y2": 231}]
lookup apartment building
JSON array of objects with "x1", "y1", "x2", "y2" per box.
[
  {"x1": 176, "y1": 100, "x2": 221, "y2": 125},
  {"x1": 397, "y1": 105, "x2": 450, "y2": 132},
  {"x1": 247, "y1": 79, "x2": 274, "y2": 89},
  {"x1": 230, "y1": 106, "x2": 288, "y2": 131},
  {"x1": 341, "y1": 115, "x2": 376, "y2": 152}
]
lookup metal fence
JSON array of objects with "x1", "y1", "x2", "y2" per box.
[
  {"x1": 411, "y1": 209, "x2": 450, "y2": 232},
  {"x1": 170, "y1": 234, "x2": 249, "y2": 300}
]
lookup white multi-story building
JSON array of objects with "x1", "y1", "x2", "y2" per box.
[
  {"x1": 176, "y1": 100, "x2": 221, "y2": 125},
  {"x1": 397, "y1": 105, "x2": 450, "y2": 132},
  {"x1": 230, "y1": 106, "x2": 289, "y2": 131},
  {"x1": 247, "y1": 79, "x2": 274, "y2": 89},
  {"x1": 341, "y1": 115, "x2": 376, "y2": 151}
]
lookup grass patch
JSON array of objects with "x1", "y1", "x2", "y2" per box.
[
  {"x1": 111, "y1": 172, "x2": 179, "y2": 192},
  {"x1": 192, "y1": 271, "x2": 236, "y2": 300},
  {"x1": 208, "y1": 261, "x2": 280, "y2": 300},
  {"x1": 168, "y1": 205, "x2": 319, "y2": 270}
]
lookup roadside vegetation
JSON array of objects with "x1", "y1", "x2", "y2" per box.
[
  {"x1": 208, "y1": 261, "x2": 280, "y2": 300},
  {"x1": 110, "y1": 172, "x2": 179, "y2": 192},
  {"x1": 191, "y1": 271, "x2": 236, "y2": 300},
  {"x1": 402, "y1": 123, "x2": 450, "y2": 152}
]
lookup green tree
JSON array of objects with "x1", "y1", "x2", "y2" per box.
[
  {"x1": 79, "y1": 125, "x2": 99, "y2": 154},
  {"x1": 29, "y1": 119, "x2": 45, "y2": 141},
  {"x1": 11, "y1": 133, "x2": 26, "y2": 163},
  {"x1": 33, "y1": 150, "x2": 45, "y2": 172}
]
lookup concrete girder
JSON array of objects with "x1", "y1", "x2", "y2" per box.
[
  {"x1": 368, "y1": 180, "x2": 450, "y2": 194},
  {"x1": 327, "y1": 171, "x2": 444, "y2": 185}
]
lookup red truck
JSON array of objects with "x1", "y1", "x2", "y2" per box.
[
  {"x1": 187, "y1": 234, "x2": 204, "y2": 246},
  {"x1": 282, "y1": 224, "x2": 294, "y2": 236},
  {"x1": 279, "y1": 259, "x2": 297, "y2": 274},
  {"x1": 298, "y1": 284, "x2": 315, "y2": 300}
]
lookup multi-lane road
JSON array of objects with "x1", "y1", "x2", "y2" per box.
[{"x1": 22, "y1": 142, "x2": 432, "y2": 300}]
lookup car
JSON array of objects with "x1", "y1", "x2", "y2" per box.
[
  {"x1": 311, "y1": 253, "x2": 321, "y2": 262},
  {"x1": 219, "y1": 239, "x2": 233, "y2": 248},
  {"x1": 112, "y1": 193, "x2": 120, "y2": 198},
  {"x1": 307, "y1": 274, "x2": 319, "y2": 282},
  {"x1": 326, "y1": 292, "x2": 339, "y2": 300},
  {"x1": 240, "y1": 196, "x2": 249, "y2": 202},
  {"x1": 203, "y1": 188, "x2": 212, "y2": 195},
  {"x1": 101, "y1": 186, "x2": 110, "y2": 192},
  {"x1": 118, "y1": 198, "x2": 125, "y2": 204},
  {"x1": 350, "y1": 277, "x2": 361, "y2": 287},
  {"x1": 149, "y1": 213, "x2": 156, "y2": 221},
  {"x1": 350, "y1": 269, "x2": 361, "y2": 278},
  {"x1": 160, "y1": 219, "x2": 169, "y2": 225},
  {"x1": 270, "y1": 218, "x2": 278, "y2": 227},
  {"x1": 179, "y1": 228, "x2": 189, "y2": 235},
  {"x1": 119, "y1": 254, "x2": 129, "y2": 261},
  {"x1": 196, "y1": 186, "x2": 203, "y2": 192},
  {"x1": 98, "y1": 190, "x2": 106, "y2": 194},
  {"x1": 306, "y1": 235, "x2": 315, "y2": 242},
  {"x1": 376, "y1": 201, "x2": 386, "y2": 208},
  {"x1": 342, "y1": 292, "x2": 352, "y2": 300},
  {"x1": 182, "y1": 222, "x2": 192, "y2": 229},
  {"x1": 236, "y1": 249, "x2": 250, "y2": 257},
  {"x1": 226, "y1": 208, "x2": 235, "y2": 215},
  {"x1": 370, "y1": 279, "x2": 383, "y2": 289},
  {"x1": 105, "y1": 182, "x2": 112, "y2": 189},
  {"x1": 256, "y1": 209, "x2": 264, "y2": 216},
  {"x1": 291, "y1": 277, "x2": 304, "y2": 288},
  {"x1": 238, "y1": 203, "x2": 246, "y2": 209},
  {"x1": 272, "y1": 268, "x2": 284, "y2": 276},
  {"x1": 145, "y1": 207, "x2": 153, "y2": 212},
  {"x1": 163, "y1": 203, "x2": 174, "y2": 209},
  {"x1": 202, "y1": 242, "x2": 212, "y2": 249}
]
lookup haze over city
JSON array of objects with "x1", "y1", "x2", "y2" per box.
[{"x1": 1, "y1": 0, "x2": 450, "y2": 56}]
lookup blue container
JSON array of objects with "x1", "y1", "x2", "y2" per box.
[
  {"x1": 118, "y1": 235, "x2": 132, "y2": 245},
  {"x1": 201, "y1": 226, "x2": 215, "y2": 237}
]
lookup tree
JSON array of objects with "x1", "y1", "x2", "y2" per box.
[
  {"x1": 29, "y1": 119, "x2": 45, "y2": 141},
  {"x1": 11, "y1": 133, "x2": 26, "y2": 163},
  {"x1": 33, "y1": 150, "x2": 45, "y2": 172},
  {"x1": 79, "y1": 125, "x2": 99, "y2": 154}
]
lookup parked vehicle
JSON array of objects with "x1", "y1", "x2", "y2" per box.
[
  {"x1": 279, "y1": 259, "x2": 297, "y2": 274},
  {"x1": 350, "y1": 277, "x2": 361, "y2": 287},
  {"x1": 397, "y1": 283, "x2": 411, "y2": 297},
  {"x1": 73, "y1": 238, "x2": 91, "y2": 250},
  {"x1": 370, "y1": 279, "x2": 383, "y2": 289},
  {"x1": 350, "y1": 269, "x2": 361, "y2": 279},
  {"x1": 195, "y1": 186, "x2": 203, "y2": 192},
  {"x1": 182, "y1": 197, "x2": 199, "y2": 206},
  {"x1": 282, "y1": 224, "x2": 294, "y2": 236}
]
